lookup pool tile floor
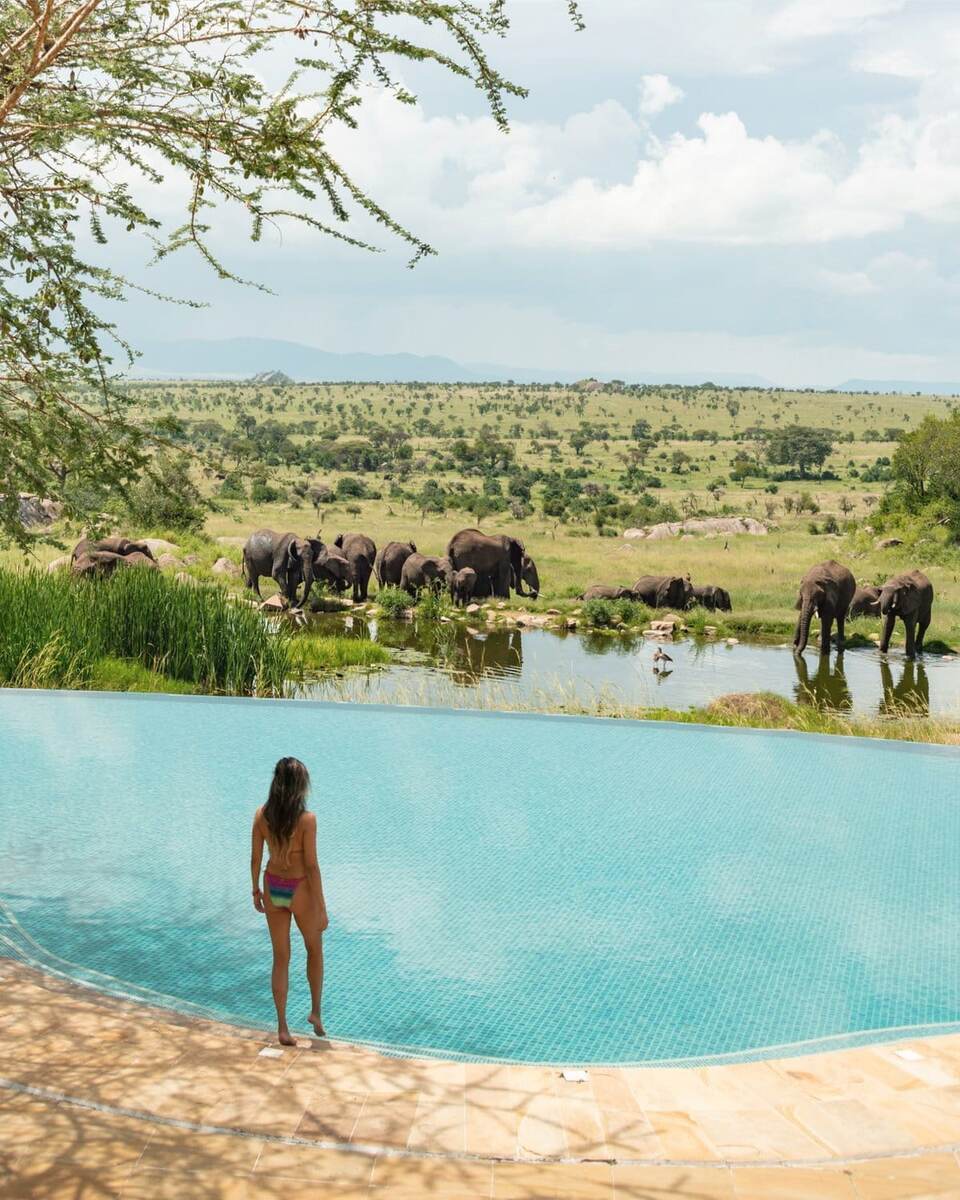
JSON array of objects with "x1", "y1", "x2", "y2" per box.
[{"x1": 2, "y1": 960, "x2": 960, "y2": 1198}]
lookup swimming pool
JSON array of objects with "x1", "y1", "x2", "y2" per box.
[{"x1": 2, "y1": 688, "x2": 959, "y2": 1065}]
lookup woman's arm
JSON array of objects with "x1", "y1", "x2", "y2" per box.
[
  {"x1": 250, "y1": 810, "x2": 265, "y2": 912},
  {"x1": 302, "y1": 813, "x2": 329, "y2": 931}
]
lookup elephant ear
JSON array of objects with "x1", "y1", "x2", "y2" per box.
[
  {"x1": 507, "y1": 538, "x2": 524, "y2": 587},
  {"x1": 333, "y1": 534, "x2": 344, "y2": 549}
]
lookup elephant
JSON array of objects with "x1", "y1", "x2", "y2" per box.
[
  {"x1": 333, "y1": 532, "x2": 376, "y2": 602},
  {"x1": 451, "y1": 566, "x2": 477, "y2": 607},
  {"x1": 71, "y1": 536, "x2": 158, "y2": 577},
  {"x1": 689, "y1": 584, "x2": 732, "y2": 612},
  {"x1": 375, "y1": 541, "x2": 417, "y2": 588},
  {"x1": 631, "y1": 575, "x2": 693, "y2": 609},
  {"x1": 793, "y1": 560, "x2": 856, "y2": 656},
  {"x1": 519, "y1": 554, "x2": 540, "y2": 599},
  {"x1": 307, "y1": 539, "x2": 355, "y2": 598},
  {"x1": 578, "y1": 585, "x2": 636, "y2": 601},
  {"x1": 242, "y1": 529, "x2": 318, "y2": 606},
  {"x1": 447, "y1": 528, "x2": 527, "y2": 599},
  {"x1": 400, "y1": 553, "x2": 453, "y2": 598},
  {"x1": 849, "y1": 585, "x2": 882, "y2": 618},
  {"x1": 878, "y1": 570, "x2": 934, "y2": 657}
]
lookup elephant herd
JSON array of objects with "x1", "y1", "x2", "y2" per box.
[
  {"x1": 793, "y1": 560, "x2": 934, "y2": 659},
  {"x1": 242, "y1": 526, "x2": 541, "y2": 609},
  {"x1": 578, "y1": 576, "x2": 732, "y2": 612}
]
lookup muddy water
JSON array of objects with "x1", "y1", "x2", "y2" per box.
[{"x1": 300, "y1": 614, "x2": 960, "y2": 717}]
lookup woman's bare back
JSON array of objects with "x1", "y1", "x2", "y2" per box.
[{"x1": 257, "y1": 807, "x2": 308, "y2": 877}]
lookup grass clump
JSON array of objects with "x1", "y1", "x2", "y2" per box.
[
  {"x1": 289, "y1": 635, "x2": 390, "y2": 671},
  {"x1": 582, "y1": 597, "x2": 649, "y2": 628},
  {"x1": 376, "y1": 586, "x2": 410, "y2": 618},
  {"x1": 0, "y1": 568, "x2": 289, "y2": 695},
  {"x1": 416, "y1": 587, "x2": 452, "y2": 622},
  {"x1": 89, "y1": 657, "x2": 197, "y2": 694}
]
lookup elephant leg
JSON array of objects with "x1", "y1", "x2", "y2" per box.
[
  {"x1": 835, "y1": 610, "x2": 846, "y2": 650},
  {"x1": 819, "y1": 609, "x2": 833, "y2": 656},
  {"x1": 244, "y1": 558, "x2": 262, "y2": 598},
  {"x1": 879, "y1": 611, "x2": 896, "y2": 654},
  {"x1": 903, "y1": 615, "x2": 917, "y2": 658},
  {"x1": 916, "y1": 610, "x2": 930, "y2": 653}
]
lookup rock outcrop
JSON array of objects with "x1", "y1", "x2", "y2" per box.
[
  {"x1": 624, "y1": 516, "x2": 768, "y2": 540},
  {"x1": 17, "y1": 495, "x2": 62, "y2": 527}
]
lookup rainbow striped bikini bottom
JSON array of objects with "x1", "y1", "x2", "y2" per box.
[{"x1": 264, "y1": 873, "x2": 302, "y2": 909}]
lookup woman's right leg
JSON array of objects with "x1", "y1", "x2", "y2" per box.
[
  {"x1": 292, "y1": 892, "x2": 325, "y2": 1036},
  {"x1": 264, "y1": 898, "x2": 295, "y2": 1045}
]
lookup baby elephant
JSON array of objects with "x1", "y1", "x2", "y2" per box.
[
  {"x1": 849, "y1": 585, "x2": 881, "y2": 618},
  {"x1": 878, "y1": 571, "x2": 934, "y2": 658},
  {"x1": 451, "y1": 567, "x2": 477, "y2": 607},
  {"x1": 689, "y1": 584, "x2": 732, "y2": 612}
]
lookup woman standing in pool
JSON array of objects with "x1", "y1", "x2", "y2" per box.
[{"x1": 251, "y1": 757, "x2": 329, "y2": 1045}]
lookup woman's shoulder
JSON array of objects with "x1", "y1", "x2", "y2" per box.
[{"x1": 299, "y1": 810, "x2": 316, "y2": 830}]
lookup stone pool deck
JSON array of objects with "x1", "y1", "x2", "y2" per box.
[{"x1": 1, "y1": 961, "x2": 959, "y2": 1197}]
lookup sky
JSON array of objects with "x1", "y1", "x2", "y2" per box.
[{"x1": 109, "y1": 0, "x2": 960, "y2": 386}]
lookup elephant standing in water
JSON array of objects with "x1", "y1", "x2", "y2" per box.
[
  {"x1": 374, "y1": 541, "x2": 416, "y2": 588},
  {"x1": 307, "y1": 540, "x2": 354, "y2": 599},
  {"x1": 447, "y1": 528, "x2": 531, "y2": 599},
  {"x1": 631, "y1": 575, "x2": 693, "y2": 609},
  {"x1": 878, "y1": 571, "x2": 934, "y2": 657},
  {"x1": 333, "y1": 532, "x2": 376, "y2": 601},
  {"x1": 243, "y1": 529, "x2": 319, "y2": 605},
  {"x1": 793, "y1": 560, "x2": 856, "y2": 655}
]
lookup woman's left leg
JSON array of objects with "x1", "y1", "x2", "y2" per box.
[{"x1": 263, "y1": 896, "x2": 295, "y2": 1045}]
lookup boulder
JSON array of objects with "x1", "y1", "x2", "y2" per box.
[
  {"x1": 157, "y1": 553, "x2": 185, "y2": 570},
  {"x1": 143, "y1": 538, "x2": 180, "y2": 556},
  {"x1": 17, "y1": 495, "x2": 62, "y2": 527},
  {"x1": 260, "y1": 595, "x2": 287, "y2": 612},
  {"x1": 212, "y1": 556, "x2": 240, "y2": 576},
  {"x1": 465, "y1": 603, "x2": 481, "y2": 615},
  {"x1": 566, "y1": 618, "x2": 578, "y2": 630},
  {"x1": 625, "y1": 516, "x2": 768, "y2": 541},
  {"x1": 875, "y1": 537, "x2": 903, "y2": 550},
  {"x1": 46, "y1": 556, "x2": 70, "y2": 573},
  {"x1": 546, "y1": 608, "x2": 560, "y2": 615}
]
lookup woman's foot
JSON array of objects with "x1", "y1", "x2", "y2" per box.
[
  {"x1": 307, "y1": 1012, "x2": 326, "y2": 1037},
  {"x1": 278, "y1": 1026, "x2": 296, "y2": 1046}
]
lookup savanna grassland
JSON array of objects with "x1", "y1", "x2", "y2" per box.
[{"x1": 10, "y1": 377, "x2": 955, "y2": 648}]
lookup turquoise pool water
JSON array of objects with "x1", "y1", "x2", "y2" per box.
[{"x1": 2, "y1": 688, "x2": 959, "y2": 1065}]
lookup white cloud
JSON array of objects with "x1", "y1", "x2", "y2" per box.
[
  {"x1": 768, "y1": 0, "x2": 908, "y2": 42},
  {"x1": 638, "y1": 74, "x2": 684, "y2": 117},
  {"x1": 816, "y1": 268, "x2": 879, "y2": 295}
]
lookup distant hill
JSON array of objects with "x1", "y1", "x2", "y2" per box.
[
  {"x1": 248, "y1": 369, "x2": 295, "y2": 386},
  {"x1": 127, "y1": 337, "x2": 773, "y2": 388},
  {"x1": 837, "y1": 379, "x2": 960, "y2": 396}
]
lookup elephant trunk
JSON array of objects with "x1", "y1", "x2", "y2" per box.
[
  {"x1": 509, "y1": 540, "x2": 525, "y2": 596},
  {"x1": 300, "y1": 549, "x2": 315, "y2": 606},
  {"x1": 795, "y1": 597, "x2": 815, "y2": 654}
]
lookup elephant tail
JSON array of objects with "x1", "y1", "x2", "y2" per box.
[{"x1": 794, "y1": 597, "x2": 814, "y2": 653}]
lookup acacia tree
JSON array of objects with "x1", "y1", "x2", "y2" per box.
[{"x1": 1, "y1": 0, "x2": 580, "y2": 546}]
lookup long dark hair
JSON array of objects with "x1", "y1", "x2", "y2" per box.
[{"x1": 263, "y1": 757, "x2": 310, "y2": 853}]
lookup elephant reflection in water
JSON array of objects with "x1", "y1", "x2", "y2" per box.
[
  {"x1": 450, "y1": 629, "x2": 523, "y2": 685},
  {"x1": 879, "y1": 659, "x2": 929, "y2": 717},
  {"x1": 793, "y1": 652, "x2": 853, "y2": 712}
]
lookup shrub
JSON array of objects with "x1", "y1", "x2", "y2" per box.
[
  {"x1": 125, "y1": 455, "x2": 206, "y2": 533},
  {"x1": 251, "y1": 476, "x2": 281, "y2": 503},
  {"x1": 417, "y1": 588, "x2": 451, "y2": 622},
  {"x1": 376, "y1": 586, "x2": 410, "y2": 618},
  {"x1": 583, "y1": 598, "x2": 616, "y2": 627}
]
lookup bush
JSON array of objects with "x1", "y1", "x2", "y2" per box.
[
  {"x1": 219, "y1": 472, "x2": 247, "y2": 500},
  {"x1": 251, "y1": 476, "x2": 281, "y2": 503},
  {"x1": 417, "y1": 588, "x2": 451, "y2": 621},
  {"x1": 822, "y1": 514, "x2": 840, "y2": 534},
  {"x1": 376, "y1": 586, "x2": 410, "y2": 618},
  {"x1": 125, "y1": 456, "x2": 206, "y2": 533},
  {"x1": 583, "y1": 598, "x2": 616, "y2": 627}
]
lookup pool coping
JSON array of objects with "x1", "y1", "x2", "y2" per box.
[
  {"x1": 4, "y1": 682, "x2": 960, "y2": 757},
  {"x1": 4, "y1": 956, "x2": 960, "y2": 1181}
]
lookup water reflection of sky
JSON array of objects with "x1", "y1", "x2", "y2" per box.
[{"x1": 306, "y1": 617, "x2": 960, "y2": 718}]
